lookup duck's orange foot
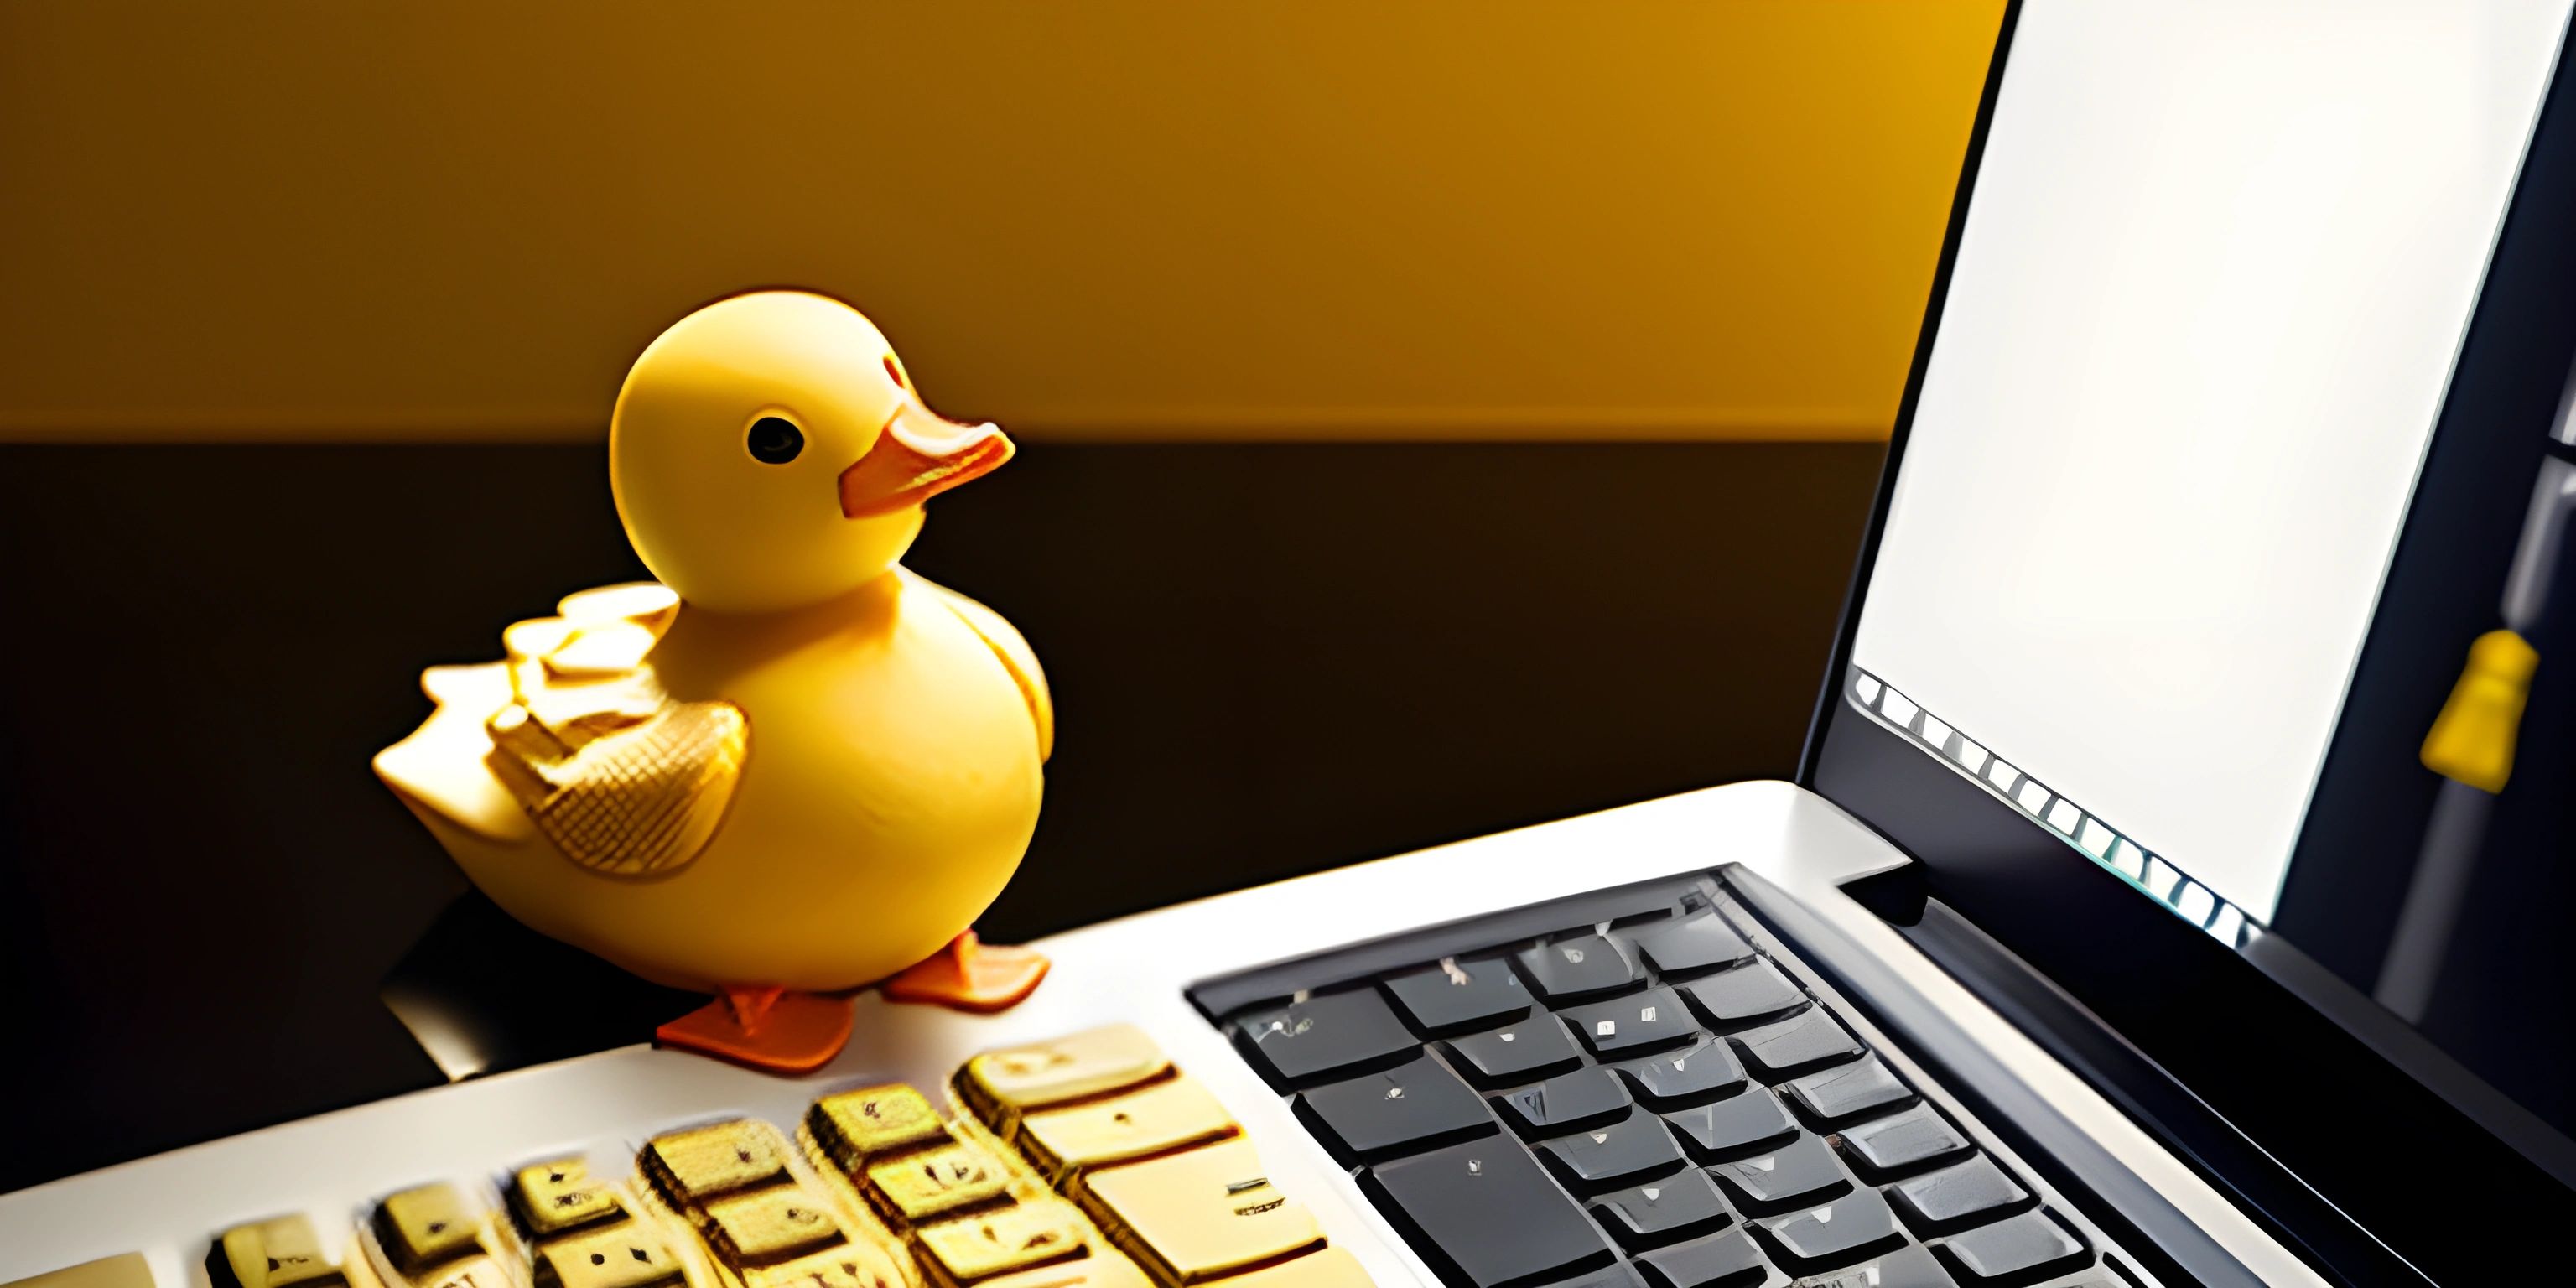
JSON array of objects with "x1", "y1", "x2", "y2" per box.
[
  {"x1": 656, "y1": 986, "x2": 855, "y2": 1074},
  {"x1": 881, "y1": 931, "x2": 1050, "y2": 1013}
]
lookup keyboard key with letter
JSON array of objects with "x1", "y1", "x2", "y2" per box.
[
  {"x1": 1726, "y1": 1008, "x2": 1862, "y2": 1082},
  {"x1": 1796, "y1": 1245, "x2": 1958, "y2": 1288},
  {"x1": 1383, "y1": 958, "x2": 1531, "y2": 1035},
  {"x1": 1609, "y1": 1036, "x2": 1744, "y2": 1110},
  {"x1": 1234, "y1": 991, "x2": 1418, "y2": 1088},
  {"x1": 1665, "y1": 1089, "x2": 1795, "y2": 1162},
  {"x1": 1361, "y1": 1140, "x2": 1613, "y2": 1288},
  {"x1": 1495, "y1": 1067, "x2": 1632, "y2": 1138},
  {"x1": 1628, "y1": 916, "x2": 1753, "y2": 979},
  {"x1": 1443, "y1": 1014, "x2": 1581, "y2": 1088},
  {"x1": 1294, "y1": 1057, "x2": 1495, "y2": 1163},
  {"x1": 1633, "y1": 1232, "x2": 1763, "y2": 1288},
  {"x1": 1535, "y1": 1109, "x2": 1686, "y2": 1193},
  {"x1": 1935, "y1": 1210, "x2": 2088, "y2": 1285},
  {"x1": 1514, "y1": 936, "x2": 1642, "y2": 1004},
  {"x1": 1837, "y1": 1104, "x2": 1972, "y2": 1182},
  {"x1": 1780, "y1": 1057, "x2": 1911, "y2": 1128},
  {"x1": 1560, "y1": 989, "x2": 1696, "y2": 1057},
  {"x1": 1681, "y1": 963, "x2": 1805, "y2": 1030},
  {"x1": 1888, "y1": 1157, "x2": 2032, "y2": 1236},
  {"x1": 1587, "y1": 1169, "x2": 1733, "y2": 1250},
  {"x1": 1749, "y1": 1190, "x2": 1904, "y2": 1275},
  {"x1": 1707, "y1": 1132, "x2": 1848, "y2": 1215}
]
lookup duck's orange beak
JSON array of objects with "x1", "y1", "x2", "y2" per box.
[{"x1": 839, "y1": 394, "x2": 1014, "y2": 518}]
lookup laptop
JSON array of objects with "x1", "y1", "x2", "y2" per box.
[{"x1": 0, "y1": 3, "x2": 2568, "y2": 1287}]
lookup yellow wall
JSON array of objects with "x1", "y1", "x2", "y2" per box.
[{"x1": 0, "y1": 2, "x2": 2002, "y2": 442}]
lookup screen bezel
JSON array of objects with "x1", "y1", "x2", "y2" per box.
[{"x1": 1799, "y1": 2, "x2": 2576, "y2": 1281}]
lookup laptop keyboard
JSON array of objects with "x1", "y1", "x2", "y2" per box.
[
  {"x1": 7, "y1": 1026, "x2": 1376, "y2": 1288},
  {"x1": 1190, "y1": 875, "x2": 2145, "y2": 1288}
]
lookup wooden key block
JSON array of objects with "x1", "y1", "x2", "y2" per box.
[
  {"x1": 865, "y1": 1139, "x2": 1015, "y2": 1223},
  {"x1": 913, "y1": 1198, "x2": 1092, "y2": 1286},
  {"x1": 1076, "y1": 1139, "x2": 1323, "y2": 1284},
  {"x1": 743, "y1": 1243, "x2": 908, "y2": 1288},
  {"x1": 513, "y1": 1160, "x2": 626, "y2": 1238},
  {"x1": 1021, "y1": 1076, "x2": 1239, "y2": 1180},
  {"x1": 641, "y1": 1121, "x2": 790, "y2": 1208},
  {"x1": 958, "y1": 1026, "x2": 1172, "y2": 1140},
  {"x1": 8, "y1": 1255, "x2": 158, "y2": 1288},
  {"x1": 704, "y1": 1187, "x2": 847, "y2": 1267},
  {"x1": 1208, "y1": 1250, "x2": 1373, "y2": 1288},
  {"x1": 214, "y1": 1215, "x2": 349, "y2": 1288},
  {"x1": 375, "y1": 1184, "x2": 486, "y2": 1275},
  {"x1": 973, "y1": 1248, "x2": 1155, "y2": 1288},
  {"x1": 531, "y1": 1223, "x2": 687, "y2": 1288},
  {"x1": 408, "y1": 1258, "x2": 513, "y2": 1288},
  {"x1": 810, "y1": 1085, "x2": 948, "y2": 1172}
]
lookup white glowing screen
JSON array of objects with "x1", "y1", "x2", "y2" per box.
[{"x1": 1853, "y1": 0, "x2": 2570, "y2": 922}]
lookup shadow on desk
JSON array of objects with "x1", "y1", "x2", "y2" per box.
[{"x1": 0, "y1": 439, "x2": 1877, "y2": 1192}]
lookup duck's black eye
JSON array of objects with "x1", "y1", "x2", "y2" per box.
[{"x1": 746, "y1": 416, "x2": 804, "y2": 465}]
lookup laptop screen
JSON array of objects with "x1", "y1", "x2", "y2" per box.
[{"x1": 1844, "y1": 0, "x2": 2573, "y2": 1125}]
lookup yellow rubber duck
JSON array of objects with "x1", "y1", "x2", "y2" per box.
[{"x1": 374, "y1": 290, "x2": 1052, "y2": 1072}]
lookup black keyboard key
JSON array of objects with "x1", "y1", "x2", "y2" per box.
[
  {"x1": 1664, "y1": 1088, "x2": 1796, "y2": 1161},
  {"x1": 1384, "y1": 957, "x2": 1533, "y2": 1035},
  {"x1": 1295, "y1": 1056, "x2": 1496, "y2": 1163},
  {"x1": 1888, "y1": 1156, "x2": 2033, "y2": 1237},
  {"x1": 1750, "y1": 1189, "x2": 1905, "y2": 1275},
  {"x1": 1611, "y1": 1035, "x2": 1746, "y2": 1109},
  {"x1": 1837, "y1": 1104, "x2": 1971, "y2": 1181},
  {"x1": 1708, "y1": 1130, "x2": 1849, "y2": 1214},
  {"x1": 1683, "y1": 961, "x2": 1807, "y2": 1029},
  {"x1": 1781, "y1": 1056, "x2": 1912, "y2": 1127},
  {"x1": 1561, "y1": 987, "x2": 1697, "y2": 1057},
  {"x1": 1635, "y1": 1230, "x2": 1766, "y2": 1288},
  {"x1": 1446, "y1": 1014, "x2": 1582, "y2": 1088},
  {"x1": 1361, "y1": 1140, "x2": 1614, "y2": 1288},
  {"x1": 1497, "y1": 1067, "x2": 1632, "y2": 1137},
  {"x1": 1727, "y1": 1007, "x2": 1863, "y2": 1081},
  {"x1": 1629, "y1": 913, "x2": 1754, "y2": 979},
  {"x1": 1796, "y1": 1244, "x2": 1958, "y2": 1288},
  {"x1": 1537, "y1": 1266, "x2": 1645, "y2": 1288},
  {"x1": 1589, "y1": 1168, "x2": 1732, "y2": 1250},
  {"x1": 1235, "y1": 989, "x2": 1418, "y2": 1088},
  {"x1": 1516, "y1": 935, "x2": 1643, "y2": 1003},
  {"x1": 1936, "y1": 1209, "x2": 2088, "y2": 1285},
  {"x1": 1536, "y1": 1107, "x2": 1686, "y2": 1193}
]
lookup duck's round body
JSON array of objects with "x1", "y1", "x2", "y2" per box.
[
  {"x1": 377, "y1": 291, "x2": 1055, "y2": 1036},
  {"x1": 413, "y1": 572, "x2": 1043, "y2": 993}
]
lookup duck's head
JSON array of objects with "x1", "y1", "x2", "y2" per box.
[{"x1": 610, "y1": 291, "x2": 1013, "y2": 614}]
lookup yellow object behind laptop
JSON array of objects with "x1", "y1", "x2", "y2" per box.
[{"x1": 2419, "y1": 628, "x2": 2538, "y2": 793}]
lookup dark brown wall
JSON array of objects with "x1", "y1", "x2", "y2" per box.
[{"x1": 0, "y1": 440, "x2": 1877, "y2": 1189}]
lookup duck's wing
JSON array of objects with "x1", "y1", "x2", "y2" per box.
[
  {"x1": 902, "y1": 569, "x2": 1053, "y2": 761},
  {"x1": 374, "y1": 660, "x2": 538, "y2": 841},
  {"x1": 376, "y1": 581, "x2": 750, "y2": 875}
]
